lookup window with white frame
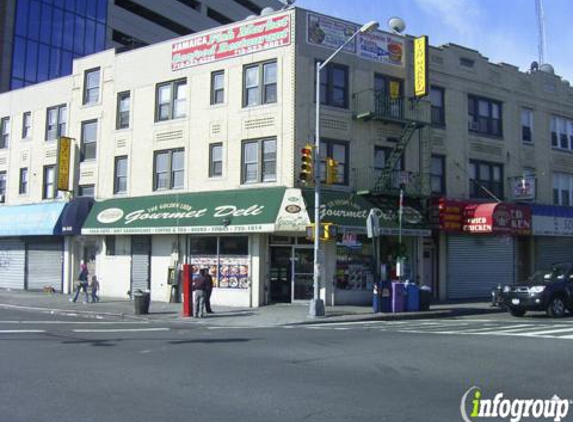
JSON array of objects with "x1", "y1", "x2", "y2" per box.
[
  {"x1": 80, "y1": 120, "x2": 97, "y2": 162},
  {"x1": 0, "y1": 117, "x2": 9, "y2": 149},
  {"x1": 553, "y1": 172, "x2": 573, "y2": 206},
  {"x1": 156, "y1": 79, "x2": 187, "y2": 121},
  {"x1": 0, "y1": 171, "x2": 6, "y2": 200},
  {"x1": 550, "y1": 116, "x2": 573, "y2": 150},
  {"x1": 243, "y1": 61, "x2": 277, "y2": 107},
  {"x1": 19, "y1": 168, "x2": 28, "y2": 195},
  {"x1": 83, "y1": 68, "x2": 100, "y2": 105},
  {"x1": 241, "y1": 138, "x2": 277, "y2": 184},
  {"x1": 116, "y1": 91, "x2": 130, "y2": 129},
  {"x1": 114, "y1": 156, "x2": 128, "y2": 194},
  {"x1": 45, "y1": 104, "x2": 66, "y2": 140},
  {"x1": 521, "y1": 108, "x2": 533, "y2": 142},
  {"x1": 22, "y1": 112, "x2": 31, "y2": 139},
  {"x1": 154, "y1": 149, "x2": 184, "y2": 190},
  {"x1": 209, "y1": 143, "x2": 223, "y2": 177},
  {"x1": 211, "y1": 71, "x2": 224, "y2": 105},
  {"x1": 468, "y1": 95, "x2": 502, "y2": 136},
  {"x1": 43, "y1": 165, "x2": 56, "y2": 199}
]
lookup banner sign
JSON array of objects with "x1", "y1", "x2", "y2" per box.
[
  {"x1": 57, "y1": 136, "x2": 71, "y2": 191},
  {"x1": 307, "y1": 12, "x2": 405, "y2": 67},
  {"x1": 172, "y1": 13, "x2": 291, "y2": 70},
  {"x1": 414, "y1": 35, "x2": 429, "y2": 97},
  {"x1": 510, "y1": 176, "x2": 536, "y2": 201}
]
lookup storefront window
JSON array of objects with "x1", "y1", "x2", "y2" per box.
[
  {"x1": 335, "y1": 234, "x2": 373, "y2": 291},
  {"x1": 189, "y1": 236, "x2": 249, "y2": 290}
]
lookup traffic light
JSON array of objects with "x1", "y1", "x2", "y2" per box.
[
  {"x1": 299, "y1": 144, "x2": 314, "y2": 185},
  {"x1": 326, "y1": 157, "x2": 339, "y2": 185},
  {"x1": 306, "y1": 223, "x2": 338, "y2": 241}
]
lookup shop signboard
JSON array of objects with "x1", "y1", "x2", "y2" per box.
[
  {"x1": 369, "y1": 195, "x2": 431, "y2": 236},
  {"x1": 531, "y1": 204, "x2": 573, "y2": 236},
  {"x1": 307, "y1": 12, "x2": 405, "y2": 67},
  {"x1": 0, "y1": 202, "x2": 66, "y2": 236},
  {"x1": 172, "y1": 12, "x2": 291, "y2": 70},
  {"x1": 302, "y1": 189, "x2": 373, "y2": 229},
  {"x1": 275, "y1": 188, "x2": 309, "y2": 232}
]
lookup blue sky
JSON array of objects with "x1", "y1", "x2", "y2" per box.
[{"x1": 295, "y1": 0, "x2": 573, "y2": 83}]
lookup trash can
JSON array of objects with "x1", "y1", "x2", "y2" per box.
[
  {"x1": 391, "y1": 282, "x2": 406, "y2": 313},
  {"x1": 380, "y1": 281, "x2": 392, "y2": 312},
  {"x1": 134, "y1": 290, "x2": 150, "y2": 315},
  {"x1": 405, "y1": 283, "x2": 420, "y2": 312},
  {"x1": 372, "y1": 282, "x2": 382, "y2": 313},
  {"x1": 419, "y1": 286, "x2": 432, "y2": 311}
]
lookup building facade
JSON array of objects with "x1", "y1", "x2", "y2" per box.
[{"x1": 0, "y1": 0, "x2": 283, "y2": 92}]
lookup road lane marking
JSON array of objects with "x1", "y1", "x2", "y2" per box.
[
  {"x1": 0, "y1": 329, "x2": 46, "y2": 333},
  {"x1": 72, "y1": 328, "x2": 170, "y2": 333},
  {"x1": 0, "y1": 321, "x2": 150, "y2": 325},
  {"x1": 513, "y1": 327, "x2": 573, "y2": 337}
]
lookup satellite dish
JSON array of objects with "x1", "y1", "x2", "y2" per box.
[
  {"x1": 245, "y1": 14, "x2": 257, "y2": 20},
  {"x1": 530, "y1": 61, "x2": 539, "y2": 71},
  {"x1": 261, "y1": 7, "x2": 275, "y2": 15},
  {"x1": 387, "y1": 16, "x2": 406, "y2": 34},
  {"x1": 540, "y1": 63, "x2": 554, "y2": 74}
]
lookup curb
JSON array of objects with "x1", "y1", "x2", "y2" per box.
[
  {"x1": 0, "y1": 303, "x2": 145, "y2": 321},
  {"x1": 284, "y1": 309, "x2": 455, "y2": 326}
]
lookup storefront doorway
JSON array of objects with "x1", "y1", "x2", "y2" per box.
[{"x1": 269, "y1": 245, "x2": 314, "y2": 303}]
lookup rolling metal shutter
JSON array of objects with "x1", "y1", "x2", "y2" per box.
[
  {"x1": 131, "y1": 236, "x2": 150, "y2": 297},
  {"x1": 447, "y1": 235, "x2": 515, "y2": 299},
  {"x1": 0, "y1": 240, "x2": 25, "y2": 290},
  {"x1": 535, "y1": 237, "x2": 573, "y2": 269},
  {"x1": 26, "y1": 241, "x2": 63, "y2": 291}
]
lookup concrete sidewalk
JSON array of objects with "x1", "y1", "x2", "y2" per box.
[{"x1": 0, "y1": 289, "x2": 504, "y2": 327}]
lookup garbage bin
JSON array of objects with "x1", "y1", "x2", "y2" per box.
[
  {"x1": 372, "y1": 282, "x2": 382, "y2": 313},
  {"x1": 419, "y1": 286, "x2": 432, "y2": 311},
  {"x1": 134, "y1": 290, "x2": 150, "y2": 315},
  {"x1": 380, "y1": 281, "x2": 392, "y2": 312},
  {"x1": 391, "y1": 282, "x2": 406, "y2": 313},
  {"x1": 405, "y1": 283, "x2": 420, "y2": 312}
]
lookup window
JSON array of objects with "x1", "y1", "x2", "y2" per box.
[
  {"x1": 43, "y1": 165, "x2": 56, "y2": 199},
  {"x1": 79, "y1": 185, "x2": 95, "y2": 197},
  {"x1": 374, "y1": 146, "x2": 404, "y2": 172},
  {"x1": 207, "y1": 7, "x2": 232, "y2": 24},
  {"x1": 553, "y1": 173, "x2": 573, "y2": 206},
  {"x1": 431, "y1": 155, "x2": 446, "y2": 195},
  {"x1": 106, "y1": 236, "x2": 116, "y2": 256},
  {"x1": 0, "y1": 171, "x2": 6, "y2": 200},
  {"x1": 319, "y1": 140, "x2": 348, "y2": 185},
  {"x1": 241, "y1": 138, "x2": 277, "y2": 184},
  {"x1": 83, "y1": 68, "x2": 100, "y2": 105},
  {"x1": 154, "y1": 149, "x2": 184, "y2": 190},
  {"x1": 469, "y1": 160, "x2": 503, "y2": 200},
  {"x1": 80, "y1": 120, "x2": 97, "y2": 162},
  {"x1": 430, "y1": 86, "x2": 445, "y2": 126},
  {"x1": 320, "y1": 63, "x2": 348, "y2": 108},
  {"x1": 243, "y1": 61, "x2": 277, "y2": 107},
  {"x1": 46, "y1": 104, "x2": 67, "y2": 140},
  {"x1": 374, "y1": 74, "x2": 403, "y2": 118},
  {"x1": 22, "y1": 112, "x2": 32, "y2": 139},
  {"x1": 209, "y1": 143, "x2": 223, "y2": 177},
  {"x1": 115, "y1": 0, "x2": 192, "y2": 35},
  {"x1": 114, "y1": 156, "x2": 128, "y2": 194},
  {"x1": 468, "y1": 95, "x2": 502, "y2": 137},
  {"x1": 211, "y1": 71, "x2": 224, "y2": 105},
  {"x1": 521, "y1": 109, "x2": 533, "y2": 142},
  {"x1": 156, "y1": 79, "x2": 187, "y2": 121},
  {"x1": 19, "y1": 168, "x2": 28, "y2": 195},
  {"x1": 550, "y1": 116, "x2": 573, "y2": 150},
  {"x1": 0, "y1": 117, "x2": 9, "y2": 149},
  {"x1": 116, "y1": 91, "x2": 130, "y2": 129},
  {"x1": 460, "y1": 57, "x2": 475, "y2": 68}
]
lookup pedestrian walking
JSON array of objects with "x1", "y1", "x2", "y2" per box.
[
  {"x1": 70, "y1": 262, "x2": 89, "y2": 303},
  {"x1": 192, "y1": 271, "x2": 207, "y2": 318},
  {"x1": 90, "y1": 275, "x2": 100, "y2": 303},
  {"x1": 202, "y1": 268, "x2": 215, "y2": 314}
]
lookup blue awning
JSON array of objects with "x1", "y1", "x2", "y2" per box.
[
  {"x1": 0, "y1": 202, "x2": 66, "y2": 236},
  {"x1": 530, "y1": 204, "x2": 573, "y2": 218},
  {"x1": 60, "y1": 198, "x2": 94, "y2": 235}
]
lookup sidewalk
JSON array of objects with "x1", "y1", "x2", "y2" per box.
[{"x1": 0, "y1": 289, "x2": 503, "y2": 327}]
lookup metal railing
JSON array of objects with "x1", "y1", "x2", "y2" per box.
[
  {"x1": 353, "y1": 91, "x2": 431, "y2": 124},
  {"x1": 352, "y1": 167, "x2": 424, "y2": 195}
]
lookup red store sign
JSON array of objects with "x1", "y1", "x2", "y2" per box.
[{"x1": 172, "y1": 13, "x2": 291, "y2": 70}]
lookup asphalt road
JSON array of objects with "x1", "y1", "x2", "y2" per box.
[{"x1": 1, "y1": 308, "x2": 572, "y2": 422}]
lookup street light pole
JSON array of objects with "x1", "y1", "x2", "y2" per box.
[{"x1": 309, "y1": 20, "x2": 379, "y2": 317}]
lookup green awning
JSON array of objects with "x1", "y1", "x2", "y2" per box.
[
  {"x1": 82, "y1": 188, "x2": 289, "y2": 235},
  {"x1": 369, "y1": 195, "x2": 431, "y2": 236},
  {"x1": 302, "y1": 189, "x2": 375, "y2": 229}
]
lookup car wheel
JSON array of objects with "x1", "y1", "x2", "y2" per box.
[
  {"x1": 547, "y1": 296, "x2": 567, "y2": 318},
  {"x1": 509, "y1": 308, "x2": 526, "y2": 317}
]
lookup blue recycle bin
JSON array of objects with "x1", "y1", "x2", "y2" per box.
[
  {"x1": 372, "y1": 282, "x2": 381, "y2": 313},
  {"x1": 380, "y1": 281, "x2": 392, "y2": 313},
  {"x1": 406, "y1": 283, "x2": 420, "y2": 312},
  {"x1": 392, "y1": 282, "x2": 406, "y2": 313}
]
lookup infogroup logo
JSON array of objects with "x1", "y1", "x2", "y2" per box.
[{"x1": 460, "y1": 387, "x2": 570, "y2": 422}]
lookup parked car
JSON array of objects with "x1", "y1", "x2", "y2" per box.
[{"x1": 501, "y1": 262, "x2": 573, "y2": 318}]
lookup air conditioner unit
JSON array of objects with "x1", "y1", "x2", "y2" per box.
[
  {"x1": 468, "y1": 121, "x2": 479, "y2": 131},
  {"x1": 0, "y1": 195, "x2": 5, "y2": 203}
]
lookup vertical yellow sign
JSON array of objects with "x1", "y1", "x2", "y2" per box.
[
  {"x1": 414, "y1": 35, "x2": 429, "y2": 98},
  {"x1": 57, "y1": 136, "x2": 71, "y2": 191}
]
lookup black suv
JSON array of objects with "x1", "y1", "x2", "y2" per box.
[{"x1": 502, "y1": 263, "x2": 573, "y2": 318}]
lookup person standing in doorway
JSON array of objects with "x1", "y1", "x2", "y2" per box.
[
  {"x1": 70, "y1": 262, "x2": 89, "y2": 303},
  {"x1": 192, "y1": 270, "x2": 206, "y2": 318},
  {"x1": 202, "y1": 268, "x2": 214, "y2": 314}
]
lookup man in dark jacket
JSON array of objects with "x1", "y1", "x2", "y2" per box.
[
  {"x1": 202, "y1": 268, "x2": 214, "y2": 314},
  {"x1": 192, "y1": 272, "x2": 206, "y2": 318}
]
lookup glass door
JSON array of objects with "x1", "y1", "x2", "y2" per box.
[
  {"x1": 270, "y1": 247, "x2": 292, "y2": 303},
  {"x1": 292, "y1": 247, "x2": 314, "y2": 301}
]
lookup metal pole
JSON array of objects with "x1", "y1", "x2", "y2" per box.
[
  {"x1": 310, "y1": 61, "x2": 325, "y2": 317},
  {"x1": 398, "y1": 187, "x2": 403, "y2": 280}
]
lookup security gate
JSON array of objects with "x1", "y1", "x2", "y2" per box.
[
  {"x1": 131, "y1": 236, "x2": 151, "y2": 298},
  {"x1": 0, "y1": 239, "x2": 25, "y2": 290},
  {"x1": 26, "y1": 241, "x2": 64, "y2": 291}
]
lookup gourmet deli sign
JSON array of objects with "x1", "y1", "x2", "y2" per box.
[{"x1": 172, "y1": 12, "x2": 291, "y2": 70}]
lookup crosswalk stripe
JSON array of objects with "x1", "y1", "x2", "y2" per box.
[
  {"x1": 72, "y1": 328, "x2": 170, "y2": 333},
  {"x1": 513, "y1": 327, "x2": 573, "y2": 337}
]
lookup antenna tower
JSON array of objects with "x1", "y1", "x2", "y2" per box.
[{"x1": 535, "y1": 0, "x2": 547, "y2": 65}]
